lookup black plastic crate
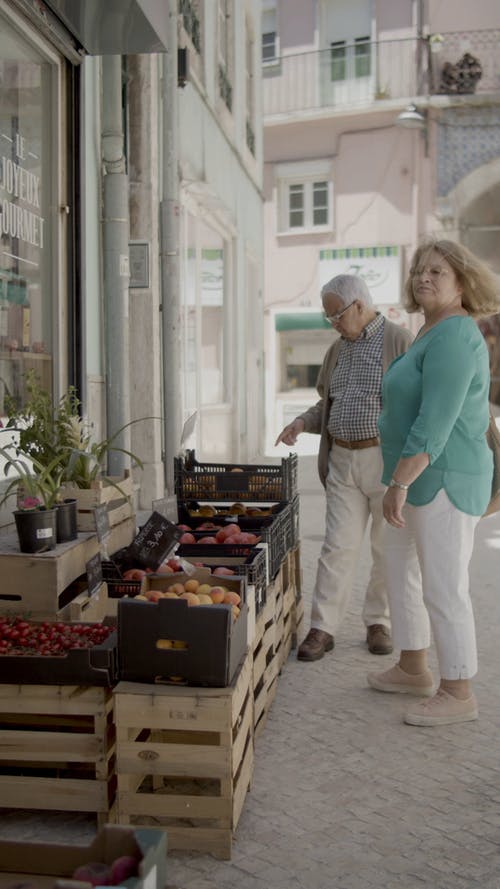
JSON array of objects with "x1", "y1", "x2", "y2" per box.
[
  {"x1": 287, "y1": 495, "x2": 300, "y2": 550},
  {"x1": 174, "y1": 453, "x2": 298, "y2": 503},
  {"x1": 176, "y1": 543, "x2": 268, "y2": 614},
  {"x1": 177, "y1": 500, "x2": 290, "y2": 528},
  {"x1": 177, "y1": 508, "x2": 289, "y2": 581}
]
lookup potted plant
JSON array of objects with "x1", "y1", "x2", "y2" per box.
[
  {"x1": 0, "y1": 445, "x2": 64, "y2": 552},
  {"x1": 3, "y1": 371, "x2": 148, "y2": 533}
]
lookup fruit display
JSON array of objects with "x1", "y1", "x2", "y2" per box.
[
  {"x1": 177, "y1": 521, "x2": 261, "y2": 545},
  {"x1": 133, "y1": 578, "x2": 241, "y2": 620},
  {"x1": 174, "y1": 453, "x2": 298, "y2": 503},
  {"x1": 0, "y1": 617, "x2": 117, "y2": 685},
  {"x1": 0, "y1": 616, "x2": 113, "y2": 657},
  {"x1": 118, "y1": 570, "x2": 247, "y2": 686},
  {"x1": 184, "y1": 502, "x2": 273, "y2": 518},
  {"x1": 72, "y1": 853, "x2": 140, "y2": 886}
]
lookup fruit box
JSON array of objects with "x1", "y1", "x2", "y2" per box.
[
  {"x1": 174, "y1": 452, "x2": 298, "y2": 502},
  {"x1": 0, "y1": 824, "x2": 167, "y2": 889},
  {"x1": 117, "y1": 570, "x2": 248, "y2": 687},
  {"x1": 0, "y1": 620, "x2": 118, "y2": 686}
]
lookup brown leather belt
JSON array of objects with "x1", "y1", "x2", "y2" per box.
[{"x1": 333, "y1": 437, "x2": 379, "y2": 450}]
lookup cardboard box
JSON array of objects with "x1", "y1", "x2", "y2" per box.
[
  {"x1": 0, "y1": 824, "x2": 167, "y2": 889},
  {"x1": 118, "y1": 570, "x2": 247, "y2": 687}
]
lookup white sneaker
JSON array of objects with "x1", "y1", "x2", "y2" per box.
[
  {"x1": 404, "y1": 689, "x2": 478, "y2": 726},
  {"x1": 367, "y1": 663, "x2": 434, "y2": 696}
]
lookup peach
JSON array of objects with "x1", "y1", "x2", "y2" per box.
[
  {"x1": 179, "y1": 532, "x2": 196, "y2": 544},
  {"x1": 180, "y1": 591, "x2": 200, "y2": 606},
  {"x1": 163, "y1": 591, "x2": 180, "y2": 599},
  {"x1": 197, "y1": 583, "x2": 213, "y2": 596},
  {"x1": 110, "y1": 855, "x2": 139, "y2": 884},
  {"x1": 169, "y1": 582, "x2": 186, "y2": 596},
  {"x1": 123, "y1": 568, "x2": 147, "y2": 581},
  {"x1": 209, "y1": 586, "x2": 226, "y2": 604},
  {"x1": 145, "y1": 589, "x2": 164, "y2": 602},
  {"x1": 232, "y1": 605, "x2": 240, "y2": 621},
  {"x1": 134, "y1": 594, "x2": 149, "y2": 601},
  {"x1": 223, "y1": 590, "x2": 241, "y2": 606},
  {"x1": 197, "y1": 593, "x2": 213, "y2": 605},
  {"x1": 184, "y1": 578, "x2": 200, "y2": 593},
  {"x1": 213, "y1": 566, "x2": 236, "y2": 576}
]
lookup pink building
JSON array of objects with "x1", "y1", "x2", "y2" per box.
[{"x1": 263, "y1": 0, "x2": 500, "y2": 454}]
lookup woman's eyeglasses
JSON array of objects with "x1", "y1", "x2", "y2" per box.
[{"x1": 323, "y1": 301, "x2": 356, "y2": 325}]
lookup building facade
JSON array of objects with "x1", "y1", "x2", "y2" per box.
[
  {"x1": 0, "y1": 0, "x2": 264, "y2": 528},
  {"x1": 262, "y1": 0, "x2": 500, "y2": 455}
]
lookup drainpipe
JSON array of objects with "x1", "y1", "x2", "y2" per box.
[
  {"x1": 160, "y1": 0, "x2": 182, "y2": 496},
  {"x1": 101, "y1": 55, "x2": 131, "y2": 475}
]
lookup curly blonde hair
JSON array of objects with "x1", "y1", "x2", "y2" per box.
[{"x1": 404, "y1": 238, "x2": 500, "y2": 319}]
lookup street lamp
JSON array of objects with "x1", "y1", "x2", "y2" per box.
[{"x1": 396, "y1": 103, "x2": 428, "y2": 155}]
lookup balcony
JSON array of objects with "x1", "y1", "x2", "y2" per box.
[{"x1": 263, "y1": 30, "x2": 500, "y2": 119}]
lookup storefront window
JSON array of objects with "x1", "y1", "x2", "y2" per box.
[
  {"x1": 181, "y1": 210, "x2": 227, "y2": 413},
  {"x1": 0, "y1": 11, "x2": 57, "y2": 417}
]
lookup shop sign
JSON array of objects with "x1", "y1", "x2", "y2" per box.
[{"x1": 319, "y1": 246, "x2": 401, "y2": 305}]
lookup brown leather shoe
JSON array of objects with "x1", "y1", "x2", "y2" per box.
[
  {"x1": 297, "y1": 628, "x2": 334, "y2": 661},
  {"x1": 366, "y1": 624, "x2": 393, "y2": 655}
]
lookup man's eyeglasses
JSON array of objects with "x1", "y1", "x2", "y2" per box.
[{"x1": 323, "y1": 301, "x2": 356, "y2": 325}]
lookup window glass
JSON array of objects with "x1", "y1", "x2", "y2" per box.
[
  {"x1": 200, "y1": 220, "x2": 224, "y2": 405},
  {"x1": 289, "y1": 184, "x2": 304, "y2": 228},
  {"x1": 355, "y1": 37, "x2": 370, "y2": 77},
  {"x1": 313, "y1": 181, "x2": 328, "y2": 225},
  {"x1": 330, "y1": 41, "x2": 346, "y2": 81},
  {"x1": 262, "y1": 8, "x2": 277, "y2": 61},
  {"x1": 0, "y1": 12, "x2": 55, "y2": 416}
]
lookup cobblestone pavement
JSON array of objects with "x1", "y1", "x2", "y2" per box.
[{"x1": 2, "y1": 456, "x2": 500, "y2": 889}]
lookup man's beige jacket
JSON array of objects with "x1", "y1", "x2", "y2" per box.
[{"x1": 298, "y1": 319, "x2": 414, "y2": 487}]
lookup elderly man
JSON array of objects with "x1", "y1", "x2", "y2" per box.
[{"x1": 275, "y1": 274, "x2": 413, "y2": 661}]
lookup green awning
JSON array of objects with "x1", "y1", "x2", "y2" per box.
[{"x1": 275, "y1": 312, "x2": 330, "y2": 332}]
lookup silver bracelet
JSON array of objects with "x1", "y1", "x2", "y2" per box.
[{"x1": 389, "y1": 477, "x2": 409, "y2": 491}]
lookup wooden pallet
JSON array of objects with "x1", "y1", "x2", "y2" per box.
[
  {"x1": 0, "y1": 532, "x2": 102, "y2": 619},
  {"x1": 291, "y1": 594, "x2": 305, "y2": 649},
  {"x1": 60, "y1": 471, "x2": 136, "y2": 532},
  {"x1": 0, "y1": 684, "x2": 116, "y2": 826},
  {"x1": 114, "y1": 651, "x2": 254, "y2": 860}
]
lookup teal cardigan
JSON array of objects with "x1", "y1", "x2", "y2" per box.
[{"x1": 378, "y1": 316, "x2": 493, "y2": 516}]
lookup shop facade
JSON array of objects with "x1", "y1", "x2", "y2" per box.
[{"x1": 0, "y1": 0, "x2": 265, "y2": 525}]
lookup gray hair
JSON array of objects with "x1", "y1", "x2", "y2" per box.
[{"x1": 321, "y1": 274, "x2": 373, "y2": 308}]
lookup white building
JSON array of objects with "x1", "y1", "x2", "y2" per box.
[
  {"x1": 261, "y1": 0, "x2": 500, "y2": 455},
  {"x1": 0, "y1": 0, "x2": 265, "y2": 531}
]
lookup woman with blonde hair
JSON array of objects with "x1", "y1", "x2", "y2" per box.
[{"x1": 368, "y1": 238, "x2": 500, "y2": 726}]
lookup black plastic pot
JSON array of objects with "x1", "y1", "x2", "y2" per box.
[
  {"x1": 56, "y1": 498, "x2": 78, "y2": 543},
  {"x1": 14, "y1": 508, "x2": 57, "y2": 553}
]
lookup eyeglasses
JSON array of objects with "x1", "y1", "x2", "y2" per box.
[{"x1": 323, "y1": 301, "x2": 356, "y2": 325}]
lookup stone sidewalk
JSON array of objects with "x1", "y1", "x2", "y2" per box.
[{"x1": 2, "y1": 455, "x2": 500, "y2": 888}]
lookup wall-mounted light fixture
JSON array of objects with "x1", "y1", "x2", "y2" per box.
[{"x1": 396, "y1": 103, "x2": 428, "y2": 155}]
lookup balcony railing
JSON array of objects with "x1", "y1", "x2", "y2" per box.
[{"x1": 263, "y1": 31, "x2": 500, "y2": 118}]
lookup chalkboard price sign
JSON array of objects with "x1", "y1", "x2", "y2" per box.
[
  {"x1": 86, "y1": 552, "x2": 103, "y2": 598},
  {"x1": 94, "y1": 504, "x2": 111, "y2": 542},
  {"x1": 128, "y1": 510, "x2": 182, "y2": 570}
]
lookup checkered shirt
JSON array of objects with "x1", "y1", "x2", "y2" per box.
[{"x1": 327, "y1": 313, "x2": 385, "y2": 441}]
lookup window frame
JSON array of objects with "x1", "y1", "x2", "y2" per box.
[
  {"x1": 276, "y1": 161, "x2": 334, "y2": 235},
  {"x1": 261, "y1": 2, "x2": 279, "y2": 66}
]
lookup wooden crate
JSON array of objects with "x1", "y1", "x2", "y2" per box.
[
  {"x1": 0, "y1": 532, "x2": 101, "y2": 618},
  {"x1": 252, "y1": 576, "x2": 279, "y2": 740},
  {"x1": 0, "y1": 684, "x2": 116, "y2": 826},
  {"x1": 277, "y1": 582, "x2": 295, "y2": 670},
  {"x1": 291, "y1": 595, "x2": 305, "y2": 649},
  {"x1": 114, "y1": 651, "x2": 254, "y2": 860},
  {"x1": 60, "y1": 471, "x2": 136, "y2": 532}
]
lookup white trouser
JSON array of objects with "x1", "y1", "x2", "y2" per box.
[
  {"x1": 310, "y1": 444, "x2": 390, "y2": 636},
  {"x1": 383, "y1": 488, "x2": 480, "y2": 680}
]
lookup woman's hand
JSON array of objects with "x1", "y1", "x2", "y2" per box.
[{"x1": 383, "y1": 487, "x2": 407, "y2": 528}]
